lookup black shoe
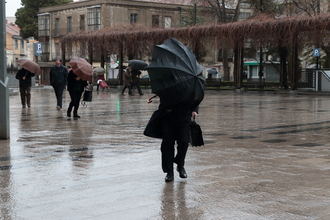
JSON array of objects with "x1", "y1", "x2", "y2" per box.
[
  {"x1": 165, "y1": 173, "x2": 174, "y2": 182},
  {"x1": 73, "y1": 115, "x2": 81, "y2": 119},
  {"x1": 67, "y1": 112, "x2": 71, "y2": 117},
  {"x1": 177, "y1": 166, "x2": 187, "y2": 178}
]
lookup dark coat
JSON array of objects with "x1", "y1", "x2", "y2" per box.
[
  {"x1": 67, "y1": 71, "x2": 87, "y2": 93},
  {"x1": 123, "y1": 70, "x2": 131, "y2": 86},
  {"x1": 131, "y1": 69, "x2": 141, "y2": 82},
  {"x1": 50, "y1": 65, "x2": 68, "y2": 86},
  {"x1": 144, "y1": 101, "x2": 198, "y2": 139},
  {"x1": 15, "y1": 68, "x2": 35, "y2": 88}
]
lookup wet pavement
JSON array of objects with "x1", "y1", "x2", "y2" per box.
[{"x1": 1, "y1": 87, "x2": 330, "y2": 219}]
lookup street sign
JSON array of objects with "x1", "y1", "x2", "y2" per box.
[
  {"x1": 313, "y1": 48, "x2": 321, "y2": 57},
  {"x1": 34, "y1": 43, "x2": 42, "y2": 56}
]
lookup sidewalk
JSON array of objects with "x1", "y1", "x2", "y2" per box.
[{"x1": 1, "y1": 88, "x2": 330, "y2": 219}]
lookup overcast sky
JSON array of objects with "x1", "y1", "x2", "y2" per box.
[{"x1": 5, "y1": 0, "x2": 22, "y2": 17}]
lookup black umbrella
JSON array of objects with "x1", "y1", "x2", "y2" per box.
[
  {"x1": 147, "y1": 38, "x2": 205, "y2": 107},
  {"x1": 128, "y1": 60, "x2": 148, "y2": 70}
]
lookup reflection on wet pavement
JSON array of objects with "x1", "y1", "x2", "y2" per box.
[{"x1": 1, "y1": 88, "x2": 330, "y2": 219}]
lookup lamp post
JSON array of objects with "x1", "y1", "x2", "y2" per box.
[{"x1": 0, "y1": 0, "x2": 10, "y2": 139}]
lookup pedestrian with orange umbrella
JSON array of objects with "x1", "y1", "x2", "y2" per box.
[
  {"x1": 15, "y1": 58, "x2": 41, "y2": 108},
  {"x1": 66, "y1": 57, "x2": 91, "y2": 119}
]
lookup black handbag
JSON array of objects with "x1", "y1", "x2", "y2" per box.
[
  {"x1": 190, "y1": 120, "x2": 204, "y2": 147},
  {"x1": 144, "y1": 109, "x2": 167, "y2": 139},
  {"x1": 83, "y1": 90, "x2": 93, "y2": 102}
]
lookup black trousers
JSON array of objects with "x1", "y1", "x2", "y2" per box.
[
  {"x1": 160, "y1": 113, "x2": 190, "y2": 174},
  {"x1": 121, "y1": 85, "x2": 132, "y2": 95},
  {"x1": 67, "y1": 90, "x2": 83, "y2": 115},
  {"x1": 53, "y1": 85, "x2": 65, "y2": 108},
  {"x1": 131, "y1": 81, "x2": 143, "y2": 95},
  {"x1": 19, "y1": 86, "x2": 31, "y2": 107}
]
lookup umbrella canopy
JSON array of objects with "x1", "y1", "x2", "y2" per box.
[
  {"x1": 17, "y1": 58, "x2": 41, "y2": 75},
  {"x1": 69, "y1": 57, "x2": 93, "y2": 81},
  {"x1": 93, "y1": 67, "x2": 105, "y2": 75},
  {"x1": 207, "y1": 68, "x2": 218, "y2": 75},
  {"x1": 128, "y1": 60, "x2": 148, "y2": 70},
  {"x1": 147, "y1": 38, "x2": 205, "y2": 107}
]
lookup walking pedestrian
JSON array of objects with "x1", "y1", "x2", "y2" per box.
[
  {"x1": 147, "y1": 95, "x2": 198, "y2": 182},
  {"x1": 15, "y1": 67, "x2": 35, "y2": 108},
  {"x1": 67, "y1": 70, "x2": 87, "y2": 119},
  {"x1": 130, "y1": 67, "x2": 143, "y2": 95},
  {"x1": 50, "y1": 58, "x2": 68, "y2": 110},
  {"x1": 121, "y1": 66, "x2": 132, "y2": 95}
]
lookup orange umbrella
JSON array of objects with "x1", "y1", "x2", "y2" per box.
[
  {"x1": 17, "y1": 58, "x2": 41, "y2": 75},
  {"x1": 69, "y1": 57, "x2": 93, "y2": 81}
]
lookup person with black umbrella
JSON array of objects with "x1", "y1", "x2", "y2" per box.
[{"x1": 145, "y1": 38, "x2": 205, "y2": 182}]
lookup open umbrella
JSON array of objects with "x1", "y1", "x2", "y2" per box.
[
  {"x1": 17, "y1": 58, "x2": 41, "y2": 75},
  {"x1": 128, "y1": 60, "x2": 148, "y2": 70},
  {"x1": 69, "y1": 57, "x2": 93, "y2": 81},
  {"x1": 147, "y1": 38, "x2": 205, "y2": 107},
  {"x1": 93, "y1": 67, "x2": 105, "y2": 76}
]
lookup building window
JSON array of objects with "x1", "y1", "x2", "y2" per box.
[
  {"x1": 15, "y1": 39, "x2": 18, "y2": 49},
  {"x1": 164, "y1": 16, "x2": 172, "y2": 28},
  {"x1": 130, "y1": 13, "x2": 138, "y2": 24},
  {"x1": 21, "y1": 40, "x2": 24, "y2": 49},
  {"x1": 55, "y1": 18, "x2": 60, "y2": 36},
  {"x1": 152, "y1": 15, "x2": 160, "y2": 28},
  {"x1": 38, "y1": 14, "x2": 50, "y2": 36},
  {"x1": 240, "y1": 2, "x2": 251, "y2": 9},
  {"x1": 239, "y1": 12, "x2": 251, "y2": 20},
  {"x1": 67, "y1": 16, "x2": 72, "y2": 33},
  {"x1": 87, "y1": 7, "x2": 101, "y2": 30},
  {"x1": 80, "y1": 15, "x2": 85, "y2": 31}
]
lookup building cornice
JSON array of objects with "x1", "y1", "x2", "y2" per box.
[{"x1": 39, "y1": 0, "x2": 192, "y2": 14}]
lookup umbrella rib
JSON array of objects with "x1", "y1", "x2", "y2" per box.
[{"x1": 154, "y1": 45, "x2": 195, "y2": 74}]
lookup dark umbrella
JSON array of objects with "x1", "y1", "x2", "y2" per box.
[
  {"x1": 147, "y1": 38, "x2": 205, "y2": 107},
  {"x1": 128, "y1": 60, "x2": 148, "y2": 70}
]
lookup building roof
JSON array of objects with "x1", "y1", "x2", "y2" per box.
[
  {"x1": 138, "y1": 0, "x2": 192, "y2": 5},
  {"x1": 6, "y1": 20, "x2": 20, "y2": 36}
]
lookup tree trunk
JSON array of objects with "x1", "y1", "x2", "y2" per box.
[
  {"x1": 119, "y1": 44, "x2": 124, "y2": 85},
  {"x1": 88, "y1": 41, "x2": 93, "y2": 66},
  {"x1": 61, "y1": 42, "x2": 66, "y2": 66},
  {"x1": 288, "y1": 35, "x2": 298, "y2": 90},
  {"x1": 233, "y1": 44, "x2": 243, "y2": 88},
  {"x1": 279, "y1": 46, "x2": 288, "y2": 89},
  {"x1": 100, "y1": 49, "x2": 105, "y2": 68},
  {"x1": 222, "y1": 48, "x2": 230, "y2": 81}
]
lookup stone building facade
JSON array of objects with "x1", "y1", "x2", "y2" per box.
[
  {"x1": 38, "y1": 0, "x2": 198, "y2": 62},
  {"x1": 6, "y1": 18, "x2": 35, "y2": 69}
]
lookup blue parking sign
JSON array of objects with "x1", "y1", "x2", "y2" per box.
[
  {"x1": 34, "y1": 43, "x2": 42, "y2": 56},
  {"x1": 313, "y1": 48, "x2": 321, "y2": 57}
]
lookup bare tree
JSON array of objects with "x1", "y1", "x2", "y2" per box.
[
  {"x1": 282, "y1": 0, "x2": 321, "y2": 16},
  {"x1": 199, "y1": 0, "x2": 242, "y2": 80}
]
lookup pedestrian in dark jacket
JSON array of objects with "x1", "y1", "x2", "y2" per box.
[
  {"x1": 15, "y1": 68, "x2": 35, "y2": 108},
  {"x1": 50, "y1": 58, "x2": 68, "y2": 110},
  {"x1": 67, "y1": 70, "x2": 87, "y2": 119},
  {"x1": 130, "y1": 67, "x2": 143, "y2": 95},
  {"x1": 157, "y1": 99, "x2": 198, "y2": 182},
  {"x1": 121, "y1": 67, "x2": 132, "y2": 95}
]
